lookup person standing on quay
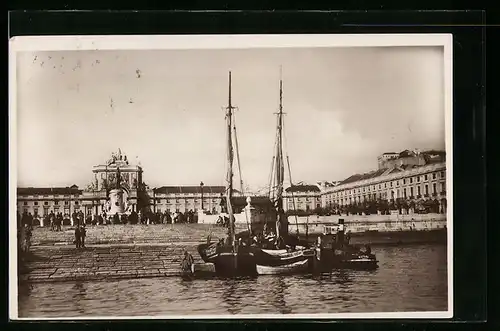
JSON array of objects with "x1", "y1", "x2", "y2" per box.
[
  {"x1": 181, "y1": 250, "x2": 195, "y2": 273},
  {"x1": 72, "y1": 211, "x2": 77, "y2": 226},
  {"x1": 57, "y1": 212, "x2": 63, "y2": 231},
  {"x1": 80, "y1": 224, "x2": 87, "y2": 248},
  {"x1": 74, "y1": 225, "x2": 81, "y2": 249}
]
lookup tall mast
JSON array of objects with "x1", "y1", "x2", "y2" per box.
[
  {"x1": 274, "y1": 66, "x2": 286, "y2": 238},
  {"x1": 225, "y1": 71, "x2": 236, "y2": 250}
]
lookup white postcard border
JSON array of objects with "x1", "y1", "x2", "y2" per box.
[{"x1": 9, "y1": 33, "x2": 453, "y2": 320}]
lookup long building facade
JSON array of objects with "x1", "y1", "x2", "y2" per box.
[
  {"x1": 284, "y1": 150, "x2": 448, "y2": 214},
  {"x1": 16, "y1": 149, "x2": 448, "y2": 226}
]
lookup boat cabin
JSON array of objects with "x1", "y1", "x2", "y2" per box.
[{"x1": 323, "y1": 224, "x2": 338, "y2": 235}]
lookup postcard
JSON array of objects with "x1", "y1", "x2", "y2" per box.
[{"x1": 9, "y1": 33, "x2": 453, "y2": 320}]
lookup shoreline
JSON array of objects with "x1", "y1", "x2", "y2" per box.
[{"x1": 19, "y1": 226, "x2": 446, "y2": 284}]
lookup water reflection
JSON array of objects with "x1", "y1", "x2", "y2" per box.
[
  {"x1": 220, "y1": 277, "x2": 258, "y2": 314},
  {"x1": 265, "y1": 277, "x2": 291, "y2": 314},
  {"x1": 18, "y1": 244, "x2": 448, "y2": 317},
  {"x1": 71, "y1": 282, "x2": 87, "y2": 315}
]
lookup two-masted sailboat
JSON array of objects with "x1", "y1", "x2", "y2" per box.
[
  {"x1": 197, "y1": 71, "x2": 257, "y2": 276},
  {"x1": 197, "y1": 70, "x2": 376, "y2": 277},
  {"x1": 250, "y1": 69, "x2": 316, "y2": 275}
]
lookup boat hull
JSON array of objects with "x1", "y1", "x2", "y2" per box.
[
  {"x1": 310, "y1": 247, "x2": 379, "y2": 272},
  {"x1": 256, "y1": 259, "x2": 309, "y2": 275},
  {"x1": 197, "y1": 243, "x2": 257, "y2": 276},
  {"x1": 334, "y1": 258, "x2": 379, "y2": 270},
  {"x1": 251, "y1": 247, "x2": 315, "y2": 267}
]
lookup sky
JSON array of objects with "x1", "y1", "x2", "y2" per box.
[{"x1": 15, "y1": 46, "x2": 445, "y2": 192}]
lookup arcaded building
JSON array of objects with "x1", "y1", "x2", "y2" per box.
[
  {"x1": 321, "y1": 150, "x2": 447, "y2": 212},
  {"x1": 17, "y1": 149, "x2": 145, "y2": 224},
  {"x1": 16, "y1": 148, "x2": 448, "y2": 226},
  {"x1": 285, "y1": 150, "x2": 447, "y2": 214}
]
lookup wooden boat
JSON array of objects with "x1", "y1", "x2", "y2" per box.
[
  {"x1": 256, "y1": 259, "x2": 309, "y2": 275},
  {"x1": 249, "y1": 68, "x2": 316, "y2": 275},
  {"x1": 196, "y1": 71, "x2": 256, "y2": 276},
  {"x1": 331, "y1": 247, "x2": 379, "y2": 270}
]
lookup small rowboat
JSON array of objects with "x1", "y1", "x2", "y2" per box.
[
  {"x1": 256, "y1": 259, "x2": 309, "y2": 275},
  {"x1": 336, "y1": 257, "x2": 379, "y2": 270},
  {"x1": 260, "y1": 249, "x2": 289, "y2": 256}
]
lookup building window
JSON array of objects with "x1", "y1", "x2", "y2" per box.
[
  {"x1": 410, "y1": 187, "x2": 414, "y2": 197},
  {"x1": 441, "y1": 171, "x2": 445, "y2": 178},
  {"x1": 403, "y1": 188, "x2": 407, "y2": 198},
  {"x1": 417, "y1": 176, "x2": 420, "y2": 182},
  {"x1": 75, "y1": 201, "x2": 79, "y2": 205},
  {"x1": 433, "y1": 183, "x2": 437, "y2": 194},
  {"x1": 54, "y1": 201, "x2": 59, "y2": 205},
  {"x1": 390, "y1": 182, "x2": 393, "y2": 187},
  {"x1": 33, "y1": 207, "x2": 39, "y2": 216},
  {"x1": 424, "y1": 174, "x2": 428, "y2": 181},
  {"x1": 396, "y1": 180, "x2": 399, "y2": 186},
  {"x1": 403, "y1": 178, "x2": 406, "y2": 184},
  {"x1": 64, "y1": 201, "x2": 69, "y2": 205},
  {"x1": 425, "y1": 185, "x2": 429, "y2": 196},
  {"x1": 417, "y1": 186, "x2": 421, "y2": 196},
  {"x1": 44, "y1": 201, "x2": 49, "y2": 206},
  {"x1": 379, "y1": 184, "x2": 381, "y2": 189},
  {"x1": 432, "y1": 173, "x2": 437, "y2": 179},
  {"x1": 156, "y1": 199, "x2": 161, "y2": 203},
  {"x1": 34, "y1": 201, "x2": 39, "y2": 206},
  {"x1": 410, "y1": 177, "x2": 413, "y2": 184},
  {"x1": 23, "y1": 202, "x2": 28, "y2": 206},
  {"x1": 384, "y1": 183, "x2": 387, "y2": 188}
]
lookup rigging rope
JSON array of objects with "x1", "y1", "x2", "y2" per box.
[
  {"x1": 268, "y1": 122, "x2": 280, "y2": 200},
  {"x1": 282, "y1": 118, "x2": 300, "y2": 235},
  {"x1": 221, "y1": 107, "x2": 229, "y2": 190},
  {"x1": 232, "y1": 111, "x2": 251, "y2": 234},
  {"x1": 232, "y1": 110, "x2": 244, "y2": 194}
]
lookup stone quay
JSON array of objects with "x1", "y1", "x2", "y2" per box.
[
  {"x1": 18, "y1": 213, "x2": 447, "y2": 284},
  {"x1": 18, "y1": 224, "x2": 227, "y2": 283}
]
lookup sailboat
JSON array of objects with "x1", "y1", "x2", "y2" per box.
[
  {"x1": 197, "y1": 71, "x2": 256, "y2": 276},
  {"x1": 250, "y1": 68, "x2": 316, "y2": 275}
]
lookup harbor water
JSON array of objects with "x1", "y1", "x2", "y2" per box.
[{"x1": 18, "y1": 243, "x2": 448, "y2": 317}]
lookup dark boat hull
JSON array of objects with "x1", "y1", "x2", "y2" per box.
[
  {"x1": 313, "y1": 248, "x2": 379, "y2": 271},
  {"x1": 335, "y1": 258, "x2": 379, "y2": 270},
  {"x1": 197, "y1": 243, "x2": 257, "y2": 276}
]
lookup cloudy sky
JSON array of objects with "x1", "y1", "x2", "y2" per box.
[{"x1": 15, "y1": 46, "x2": 445, "y2": 191}]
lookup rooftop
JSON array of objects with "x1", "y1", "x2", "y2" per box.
[
  {"x1": 338, "y1": 163, "x2": 429, "y2": 186},
  {"x1": 18, "y1": 185, "x2": 82, "y2": 195},
  {"x1": 153, "y1": 186, "x2": 241, "y2": 195},
  {"x1": 285, "y1": 184, "x2": 321, "y2": 193}
]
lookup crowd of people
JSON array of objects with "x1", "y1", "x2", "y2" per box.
[
  {"x1": 286, "y1": 197, "x2": 447, "y2": 217},
  {"x1": 18, "y1": 208, "x2": 202, "y2": 230}
]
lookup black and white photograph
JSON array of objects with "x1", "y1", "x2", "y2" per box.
[{"x1": 9, "y1": 34, "x2": 453, "y2": 319}]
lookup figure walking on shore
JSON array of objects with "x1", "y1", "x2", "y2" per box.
[
  {"x1": 181, "y1": 250, "x2": 195, "y2": 274},
  {"x1": 80, "y1": 224, "x2": 87, "y2": 248},
  {"x1": 74, "y1": 225, "x2": 82, "y2": 249}
]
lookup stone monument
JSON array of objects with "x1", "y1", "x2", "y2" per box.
[
  {"x1": 244, "y1": 196, "x2": 262, "y2": 234},
  {"x1": 106, "y1": 167, "x2": 130, "y2": 217}
]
